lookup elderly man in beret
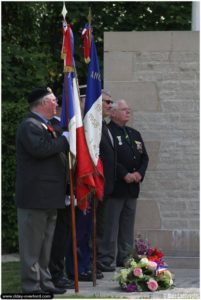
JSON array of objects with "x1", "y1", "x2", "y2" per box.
[{"x1": 15, "y1": 87, "x2": 69, "y2": 295}]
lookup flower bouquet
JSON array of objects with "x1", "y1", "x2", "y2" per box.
[{"x1": 114, "y1": 236, "x2": 174, "y2": 292}]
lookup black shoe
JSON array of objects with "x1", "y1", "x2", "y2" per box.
[
  {"x1": 68, "y1": 272, "x2": 92, "y2": 281},
  {"x1": 97, "y1": 269, "x2": 104, "y2": 279},
  {"x1": 97, "y1": 261, "x2": 115, "y2": 272},
  {"x1": 116, "y1": 262, "x2": 125, "y2": 267},
  {"x1": 61, "y1": 276, "x2": 73, "y2": 285},
  {"x1": 87, "y1": 269, "x2": 104, "y2": 279},
  {"x1": 79, "y1": 272, "x2": 92, "y2": 281},
  {"x1": 68, "y1": 269, "x2": 103, "y2": 281},
  {"x1": 53, "y1": 277, "x2": 74, "y2": 289},
  {"x1": 43, "y1": 287, "x2": 66, "y2": 294}
]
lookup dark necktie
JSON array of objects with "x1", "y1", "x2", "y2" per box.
[{"x1": 123, "y1": 127, "x2": 131, "y2": 145}]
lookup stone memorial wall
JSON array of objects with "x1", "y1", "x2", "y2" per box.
[{"x1": 104, "y1": 31, "x2": 199, "y2": 265}]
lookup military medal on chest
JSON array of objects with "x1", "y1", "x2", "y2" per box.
[
  {"x1": 117, "y1": 136, "x2": 123, "y2": 145},
  {"x1": 135, "y1": 140, "x2": 143, "y2": 152},
  {"x1": 41, "y1": 122, "x2": 57, "y2": 139},
  {"x1": 47, "y1": 124, "x2": 57, "y2": 139}
]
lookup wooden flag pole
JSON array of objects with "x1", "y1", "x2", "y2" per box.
[
  {"x1": 68, "y1": 152, "x2": 79, "y2": 293},
  {"x1": 88, "y1": 7, "x2": 92, "y2": 48},
  {"x1": 87, "y1": 7, "x2": 97, "y2": 287}
]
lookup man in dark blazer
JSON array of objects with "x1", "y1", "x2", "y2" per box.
[
  {"x1": 97, "y1": 99, "x2": 149, "y2": 268},
  {"x1": 96, "y1": 91, "x2": 117, "y2": 272},
  {"x1": 15, "y1": 87, "x2": 69, "y2": 294}
]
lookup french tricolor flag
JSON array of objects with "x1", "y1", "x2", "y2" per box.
[
  {"x1": 83, "y1": 27, "x2": 104, "y2": 200},
  {"x1": 61, "y1": 26, "x2": 96, "y2": 211}
]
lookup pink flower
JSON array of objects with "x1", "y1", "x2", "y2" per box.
[
  {"x1": 133, "y1": 267, "x2": 143, "y2": 278},
  {"x1": 147, "y1": 279, "x2": 158, "y2": 291},
  {"x1": 147, "y1": 260, "x2": 157, "y2": 271}
]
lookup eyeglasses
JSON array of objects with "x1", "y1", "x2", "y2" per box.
[{"x1": 103, "y1": 99, "x2": 113, "y2": 105}]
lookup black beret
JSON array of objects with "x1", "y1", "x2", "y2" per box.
[{"x1": 28, "y1": 87, "x2": 53, "y2": 103}]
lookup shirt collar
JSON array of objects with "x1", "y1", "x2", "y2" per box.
[{"x1": 31, "y1": 111, "x2": 49, "y2": 124}]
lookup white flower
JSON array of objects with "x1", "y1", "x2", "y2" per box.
[
  {"x1": 138, "y1": 257, "x2": 149, "y2": 267},
  {"x1": 147, "y1": 260, "x2": 157, "y2": 271}
]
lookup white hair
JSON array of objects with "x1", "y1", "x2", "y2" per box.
[
  {"x1": 102, "y1": 89, "x2": 111, "y2": 98},
  {"x1": 111, "y1": 99, "x2": 127, "y2": 111}
]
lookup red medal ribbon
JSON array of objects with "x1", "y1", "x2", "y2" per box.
[{"x1": 47, "y1": 124, "x2": 57, "y2": 139}]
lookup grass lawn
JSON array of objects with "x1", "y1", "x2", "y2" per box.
[
  {"x1": 1, "y1": 262, "x2": 116, "y2": 298},
  {"x1": 1, "y1": 262, "x2": 21, "y2": 294}
]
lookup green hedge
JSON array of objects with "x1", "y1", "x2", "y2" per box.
[{"x1": 2, "y1": 100, "x2": 28, "y2": 253}]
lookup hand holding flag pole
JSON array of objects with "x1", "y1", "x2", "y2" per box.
[{"x1": 61, "y1": 2, "x2": 79, "y2": 293}]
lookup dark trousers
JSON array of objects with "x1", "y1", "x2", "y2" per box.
[
  {"x1": 49, "y1": 208, "x2": 71, "y2": 280},
  {"x1": 65, "y1": 206, "x2": 92, "y2": 275},
  {"x1": 18, "y1": 208, "x2": 57, "y2": 292},
  {"x1": 97, "y1": 196, "x2": 137, "y2": 266}
]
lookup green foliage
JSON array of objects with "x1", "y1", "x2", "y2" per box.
[
  {"x1": 2, "y1": 101, "x2": 27, "y2": 253},
  {"x1": 2, "y1": 42, "x2": 59, "y2": 102},
  {"x1": 2, "y1": 1, "x2": 192, "y2": 98},
  {"x1": 2, "y1": 1, "x2": 191, "y2": 253}
]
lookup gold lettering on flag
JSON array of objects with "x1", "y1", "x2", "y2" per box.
[{"x1": 89, "y1": 113, "x2": 100, "y2": 128}]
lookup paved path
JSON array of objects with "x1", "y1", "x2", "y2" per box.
[
  {"x1": 66, "y1": 269, "x2": 200, "y2": 299},
  {"x1": 2, "y1": 255, "x2": 199, "y2": 298}
]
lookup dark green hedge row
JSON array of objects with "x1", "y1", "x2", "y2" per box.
[{"x1": 2, "y1": 100, "x2": 28, "y2": 253}]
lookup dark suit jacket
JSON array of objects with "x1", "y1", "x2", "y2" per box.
[
  {"x1": 99, "y1": 122, "x2": 116, "y2": 196},
  {"x1": 108, "y1": 120, "x2": 149, "y2": 199},
  {"x1": 15, "y1": 112, "x2": 69, "y2": 209}
]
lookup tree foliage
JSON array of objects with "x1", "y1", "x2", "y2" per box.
[
  {"x1": 2, "y1": 1, "x2": 192, "y2": 253},
  {"x1": 2, "y1": 100, "x2": 28, "y2": 253},
  {"x1": 2, "y1": 1, "x2": 192, "y2": 99}
]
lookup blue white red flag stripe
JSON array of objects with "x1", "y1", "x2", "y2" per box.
[
  {"x1": 156, "y1": 265, "x2": 168, "y2": 276},
  {"x1": 83, "y1": 26, "x2": 104, "y2": 200},
  {"x1": 60, "y1": 25, "x2": 96, "y2": 210},
  {"x1": 61, "y1": 73, "x2": 76, "y2": 157}
]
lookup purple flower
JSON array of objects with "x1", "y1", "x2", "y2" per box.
[
  {"x1": 135, "y1": 236, "x2": 151, "y2": 255},
  {"x1": 126, "y1": 283, "x2": 138, "y2": 292}
]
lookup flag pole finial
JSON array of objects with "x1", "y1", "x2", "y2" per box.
[
  {"x1": 61, "y1": 2, "x2": 68, "y2": 20},
  {"x1": 87, "y1": 7, "x2": 92, "y2": 25}
]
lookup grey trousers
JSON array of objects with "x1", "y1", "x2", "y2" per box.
[
  {"x1": 17, "y1": 208, "x2": 57, "y2": 292},
  {"x1": 97, "y1": 196, "x2": 137, "y2": 266}
]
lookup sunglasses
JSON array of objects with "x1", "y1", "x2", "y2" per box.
[{"x1": 103, "y1": 99, "x2": 113, "y2": 105}]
